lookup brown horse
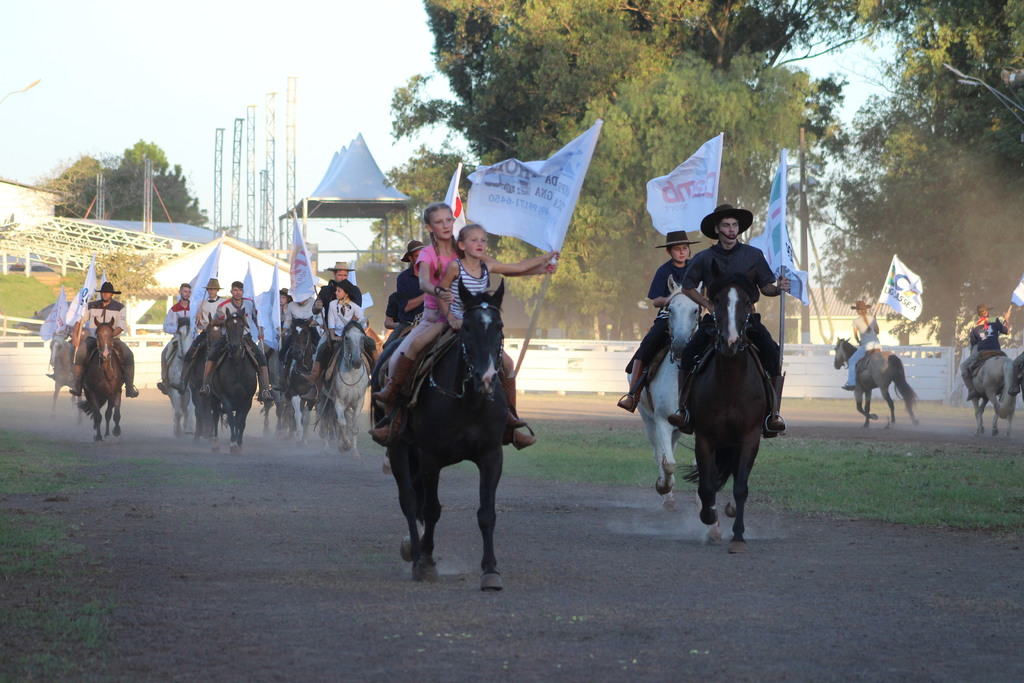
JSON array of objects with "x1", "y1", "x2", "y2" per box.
[
  {"x1": 833, "y1": 339, "x2": 919, "y2": 428},
  {"x1": 78, "y1": 321, "x2": 124, "y2": 441},
  {"x1": 683, "y1": 271, "x2": 767, "y2": 554}
]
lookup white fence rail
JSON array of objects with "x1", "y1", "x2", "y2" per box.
[{"x1": 1, "y1": 334, "x2": 958, "y2": 402}]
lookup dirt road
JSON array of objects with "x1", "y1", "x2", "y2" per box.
[{"x1": 2, "y1": 391, "x2": 1022, "y2": 680}]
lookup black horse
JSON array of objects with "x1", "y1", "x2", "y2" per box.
[
  {"x1": 381, "y1": 280, "x2": 508, "y2": 590},
  {"x1": 283, "y1": 319, "x2": 318, "y2": 443},
  {"x1": 683, "y1": 269, "x2": 769, "y2": 554},
  {"x1": 79, "y1": 321, "x2": 124, "y2": 441},
  {"x1": 189, "y1": 323, "x2": 222, "y2": 449},
  {"x1": 210, "y1": 314, "x2": 257, "y2": 454}
]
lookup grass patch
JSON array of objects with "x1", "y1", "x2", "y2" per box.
[
  {"x1": 0, "y1": 273, "x2": 71, "y2": 318},
  {"x1": 503, "y1": 422, "x2": 1024, "y2": 532}
]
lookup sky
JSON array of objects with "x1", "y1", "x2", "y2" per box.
[{"x1": 1, "y1": 1, "x2": 887, "y2": 265}]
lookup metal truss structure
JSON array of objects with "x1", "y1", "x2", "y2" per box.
[{"x1": 0, "y1": 217, "x2": 204, "y2": 273}]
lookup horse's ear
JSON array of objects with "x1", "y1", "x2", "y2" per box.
[
  {"x1": 491, "y1": 279, "x2": 505, "y2": 309},
  {"x1": 668, "y1": 276, "x2": 681, "y2": 296},
  {"x1": 458, "y1": 279, "x2": 474, "y2": 307}
]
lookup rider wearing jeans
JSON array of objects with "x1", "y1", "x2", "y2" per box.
[
  {"x1": 198, "y1": 280, "x2": 274, "y2": 402},
  {"x1": 617, "y1": 230, "x2": 698, "y2": 412},
  {"x1": 842, "y1": 300, "x2": 881, "y2": 390},
  {"x1": 69, "y1": 281, "x2": 139, "y2": 398}
]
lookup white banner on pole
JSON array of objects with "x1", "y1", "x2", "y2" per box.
[
  {"x1": 878, "y1": 254, "x2": 924, "y2": 321},
  {"x1": 445, "y1": 162, "x2": 468, "y2": 233},
  {"x1": 65, "y1": 254, "x2": 97, "y2": 326},
  {"x1": 1011, "y1": 272, "x2": 1024, "y2": 306},
  {"x1": 188, "y1": 238, "x2": 224, "y2": 334},
  {"x1": 466, "y1": 119, "x2": 603, "y2": 251},
  {"x1": 645, "y1": 133, "x2": 723, "y2": 234},
  {"x1": 40, "y1": 285, "x2": 69, "y2": 341},
  {"x1": 256, "y1": 265, "x2": 281, "y2": 350},
  {"x1": 289, "y1": 219, "x2": 317, "y2": 302},
  {"x1": 748, "y1": 149, "x2": 809, "y2": 305}
]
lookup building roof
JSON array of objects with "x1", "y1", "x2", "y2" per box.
[
  {"x1": 0, "y1": 178, "x2": 60, "y2": 196},
  {"x1": 80, "y1": 219, "x2": 219, "y2": 245}
]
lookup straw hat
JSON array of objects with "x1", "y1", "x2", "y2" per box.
[
  {"x1": 654, "y1": 230, "x2": 700, "y2": 248},
  {"x1": 328, "y1": 261, "x2": 353, "y2": 272},
  {"x1": 401, "y1": 240, "x2": 426, "y2": 263},
  {"x1": 204, "y1": 278, "x2": 221, "y2": 290}
]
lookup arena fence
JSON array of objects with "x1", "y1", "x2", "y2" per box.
[{"x1": 1, "y1": 335, "x2": 960, "y2": 403}]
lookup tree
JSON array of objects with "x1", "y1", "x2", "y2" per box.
[
  {"x1": 96, "y1": 249, "x2": 161, "y2": 299},
  {"x1": 42, "y1": 140, "x2": 207, "y2": 226},
  {"x1": 822, "y1": 0, "x2": 1024, "y2": 346}
]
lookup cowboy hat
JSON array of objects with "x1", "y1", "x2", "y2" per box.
[
  {"x1": 401, "y1": 240, "x2": 426, "y2": 263},
  {"x1": 699, "y1": 204, "x2": 754, "y2": 239},
  {"x1": 279, "y1": 288, "x2": 289, "y2": 296},
  {"x1": 654, "y1": 230, "x2": 700, "y2": 249},
  {"x1": 328, "y1": 261, "x2": 354, "y2": 272},
  {"x1": 204, "y1": 278, "x2": 221, "y2": 290},
  {"x1": 98, "y1": 282, "x2": 121, "y2": 295},
  {"x1": 976, "y1": 304, "x2": 991, "y2": 315},
  {"x1": 851, "y1": 300, "x2": 870, "y2": 311}
]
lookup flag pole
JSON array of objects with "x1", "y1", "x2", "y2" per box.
[
  {"x1": 777, "y1": 266, "x2": 788, "y2": 366},
  {"x1": 514, "y1": 273, "x2": 552, "y2": 377}
]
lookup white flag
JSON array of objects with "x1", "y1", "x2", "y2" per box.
[
  {"x1": 256, "y1": 265, "x2": 282, "y2": 350},
  {"x1": 40, "y1": 285, "x2": 69, "y2": 341},
  {"x1": 878, "y1": 254, "x2": 924, "y2": 321},
  {"x1": 1011, "y1": 273, "x2": 1024, "y2": 306},
  {"x1": 645, "y1": 133, "x2": 723, "y2": 234},
  {"x1": 242, "y1": 263, "x2": 261, "y2": 338},
  {"x1": 445, "y1": 163, "x2": 468, "y2": 233},
  {"x1": 188, "y1": 238, "x2": 224, "y2": 334},
  {"x1": 289, "y1": 219, "x2": 317, "y2": 302},
  {"x1": 345, "y1": 268, "x2": 373, "y2": 309},
  {"x1": 748, "y1": 149, "x2": 809, "y2": 305},
  {"x1": 65, "y1": 254, "x2": 97, "y2": 326},
  {"x1": 467, "y1": 119, "x2": 603, "y2": 251}
]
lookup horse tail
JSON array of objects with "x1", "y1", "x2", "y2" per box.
[
  {"x1": 996, "y1": 359, "x2": 1017, "y2": 420},
  {"x1": 680, "y1": 446, "x2": 737, "y2": 491},
  {"x1": 888, "y1": 356, "x2": 917, "y2": 412},
  {"x1": 79, "y1": 400, "x2": 97, "y2": 419}
]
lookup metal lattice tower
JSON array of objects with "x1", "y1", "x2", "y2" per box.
[
  {"x1": 264, "y1": 92, "x2": 276, "y2": 248},
  {"x1": 143, "y1": 157, "x2": 153, "y2": 234},
  {"x1": 231, "y1": 118, "x2": 243, "y2": 235},
  {"x1": 213, "y1": 128, "x2": 224, "y2": 232},
  {"x1": 246, "y1": 104, "x2": 257, "y2": 244},
  {"x1": 95, "y1": 173, "x2": 105, "y2": 220},
  {"x1": 259, "y1": 170, "x2": 268, "y2": 248},
  {"x1": 286, "y1": 77, "x2": 297, "y2": 222}
]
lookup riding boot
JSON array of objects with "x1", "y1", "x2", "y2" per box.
[
  {"x1": 123, "y1": 354, "x2": 139, "y2": 398},
  {"x1": 68, "y1": 363, "x2": 85, "y2": 397},
  {"x1": 300, "y1": 361, "x2": 322, "y2": 401},
  {"x1": 616, "y1": 360, "x2": 646, "y2": 413},
  {"x1": 764, "y1": 374, "x2": 787, "y2": 438},
  {"x1": 666, "y1": 370, "x2": 695, "y2": 434},
  {"x1": 371, "y1": 353, "x2": 416, "y2": 408},
  {"x1": 198, "y1": 360, "x2": 215, "y2": 396},
  {"x1": 257, "y1": 365, "x2": 274, "y2": 402},
  {"x1": 501, "y1": 373, "x2": 528, "y2": 428},
  {"x1": 369, "y1": 406, "x2": 406, "y2": 447},
  {"x1": 961, "y1": 368, "x2": 979, "y2": 401},
  {"x1": 503, "y1": 424, "x2": 537, "y2": 450}
]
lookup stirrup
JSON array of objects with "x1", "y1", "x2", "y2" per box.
[
  {"x1": 763, "y1": 414, "x2": 786, "y2": 438},
  {"x1": 198, "y1": 384, "x2": 211, "y2": 396},
  {"x1": 616, "y1": 393, "x2": 639, "y2": 413},
  {"x1": 667, "y1": 409, "x2": 693, "y2": 434},
  {"x1": 157, "y1": 381, "x2": 169, "y2": 395},
  {"x1": 126, "y1": 385, "x2": 139, "y2": 398}
]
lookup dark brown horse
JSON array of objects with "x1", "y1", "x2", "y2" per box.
[
  {"x1": 382, "y1": 281, "x2": 508, "y2": 590},
  {"x1": 188, "y1": 323, "x2": 222, "y2": 449},
  {"x1": 78, "y1": 321, "x2": 124, "y2": 441},
  {"x1": 210, "y1": 313, "x2": 257, "y2": 454},
  {"x1": 833, "y1": 339, "x2": 919, "y2": 428},
  {"x1": 683, "y1": 271, "x2": 767, "y2": 554}
]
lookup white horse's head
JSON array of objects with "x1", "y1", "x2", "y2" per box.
[{"x1": 666, "y1": 277, "x2": 700, "y2": 358}]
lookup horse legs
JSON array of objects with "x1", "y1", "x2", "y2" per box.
[
  {"x1": 111, "y1": 397, "x2": 121, "y2": 437},
  {"x1": 854, "y1": 389, "x2": 870, "y2": 428},
  {"x1": 728, "y1": 439, "x2": 760, "y2": 554},
  {"x1": 974, "y1": 399, "x2": 986, "y2": 436},
  {"x1": 414, "y1": 467, "x2": 442, "y2": 583},
  {"x1": 477, "y1": 447, "x2": 504, "y2": 591},
  {"x1": 694, "y1": 435, "x2": 718, "y2": 531},
  {"x1": 390, "y1": 443, "x2": 423, "y2": 572},
  {"x1": 651, "y1": 420, "x2": 677, "y2": 507},
  {"x1": 878, "y1": 385, "x2": 897, "y2": 429}
]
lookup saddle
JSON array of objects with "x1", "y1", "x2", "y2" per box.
[
  {"x1": 968, "y1": 349, "x2": 1006, "y2": 379},
  {"x1": 854, "y1": 348, "x2": 886, "y2": 375},
  {"x1": 636, "y1": 345, "x2": 670, "y2": 406},
  {"x1": 406, "y1": 327, "x2": 461, "y2": 409}
]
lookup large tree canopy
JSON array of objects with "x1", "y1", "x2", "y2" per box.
[
  {"x1": 824, "y1": 0, "x2": 1024, "y2": 346},
  {"x1": 391, "y1": 0, "x2": 856, "y2": 337},
  {"x1": 43, "y1": 140, "x2": 206, "y2": 227}
]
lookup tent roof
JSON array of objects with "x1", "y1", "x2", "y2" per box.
[
  {"x1": 289, "y1": 134, "x2": 410, "y2": 220},
  {"x1": 81, "y1": 219, "x2": 219, "y2": 245}
]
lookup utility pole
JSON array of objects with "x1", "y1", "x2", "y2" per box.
[{"x1": 798, "y1": 127, "x2": 811, "y2": 344}]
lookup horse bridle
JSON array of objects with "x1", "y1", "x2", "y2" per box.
[
  {"x1": 429, "y1": 302, "x2": 502, "y2": 400},
  {"x1": 710, "y1": 294, "x2": 753, "y2": 353}
]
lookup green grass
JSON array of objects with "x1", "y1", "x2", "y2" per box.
[
  {"x1": 0, "y1": 273, "x2": 67, "y2": 318},
  {"x1": 503, "y1": 423, "x2": 1024, "y2": 532}
]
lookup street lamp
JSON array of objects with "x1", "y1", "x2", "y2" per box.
[
  {"x1": 944, "y1": 63, "x2": 1024, "y2": 138},
  {"x1": 0, "y1": 78, "x2": 41, "y2": 107}
]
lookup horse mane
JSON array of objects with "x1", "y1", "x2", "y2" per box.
[
  {"x1": 342, "y1": 319, "x2": 364, "y2": 336},
  {"x1": 459, "y1": 279, "x2": 505, "y2": 314}
]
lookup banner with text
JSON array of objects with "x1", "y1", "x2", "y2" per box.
[
  {"x1": 65, "y1": 254, "x2": 97, "y2": 327},
  {"x1": 748, "y1": 149, "x2": 809, "y2": 305},
  {"x1": 466, "y1": 120, "x2": 603, "y2": 252},
  {"x1": 645, "y1": 133, "x2": 723, "y2": 234},
  {"x1": 40, "y1": 285, "x2": 69, "y2": 342},
  {"x1": 878, "y1": 254, "x2": 924, "y2": 321}
]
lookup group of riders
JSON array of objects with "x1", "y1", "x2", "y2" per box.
[{"x1": 62, "y1": 200, "x2": 1022, "y2": 441}]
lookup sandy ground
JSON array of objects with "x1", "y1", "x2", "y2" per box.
[{"x1": 1, "y1": 390, "x2": 1022, "y2": 681}]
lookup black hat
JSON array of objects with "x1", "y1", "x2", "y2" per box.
[
  {"x1": 654, "y1": 230, "x2": 700, "y2": 249},
  {"x1": 98, "y1": 282, "x2": 121, "y2": 294},
  {"x1": 699, "y1": 204, "x2": 754, "y2": 240}
]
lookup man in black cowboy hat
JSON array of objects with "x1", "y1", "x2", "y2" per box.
[
  {"x1": 960, "y1": 303, "x2": 1012, "y2": 400},
  {"x1": 617, "y1": 230, "x2": 700, "y2": 412},
  {"x1": 316, "y1": 261, "x2": 363, "y2": 329},
  {"x1": 69, "y1": 281, "x2": 139, "y2": 398},
  {"x1": 672, "y1": 204, "x2": 790, "y2": 435}
]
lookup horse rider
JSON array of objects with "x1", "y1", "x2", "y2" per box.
[
  {"x1": 960, "y1": 303, "x2": 1012, "y2": 400},
  {"x1": 842, "y1": 300, "x2": 881, "y2": 390},
  {"x1": 182, "y1": 278, "x2": 228, "y2": 372},
  {"x1": 279, "y1": 287, "x2": 292, "y2": 326},
  {"x1": 317, "y1": 261, "x2": 363, "y2": 327},
  {"x1": 280, "y1": 292, "x2": 323, "y2": 374},
  {"x1": 617, "y1": 230, "x2": 699, "y2": 412},
  {"x1": 69, "y1": 281, "x2": 140, "y2": 398},
  {"x1": 671, "y1": 204, "x2": 790, "y2": 435},
  {"x1": 197, "y1": 280, "x2": 274, "y2": 402},
  {"x1": 157, "y1": 282, "x2": 192, "y2": 395},
  {"x1": 301, "y1": 279, "x2": 364, "y2": 401}
]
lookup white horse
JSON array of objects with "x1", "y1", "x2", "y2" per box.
[
  {"x1": 163, "y1": 318, "x2": 194, "y2": 437},
  {"x1": 638, "y1": 278, "x2": 701, "y2": 510},
  {"x1": 48, "y1": 335, "x2": 80, "y2": 419},
  {"x1": 321, "y1": 321, "x2": 369, "y2": 454},
  {"x1": 971, "y1": 355, "x2": 1016, "y2": 437}
]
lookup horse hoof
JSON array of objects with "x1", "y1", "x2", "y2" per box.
[
  {"x1": 991, "y1": 429, "x2": 999, "y2": 437},
  {"x1": 480, "y1": 572, "x2": 503, "y2": 591},
  {"x1": 230, "y1": 444, "x2": 240, "y2": 454},
  {"x1": 174, "y1": 426, "x2": 182, "y2": 438},
  {"x1": 724, "y1": 502, "x2": 736, "y2": 518},
  {"x1": 707, "y1": 524, "x2": 721, "y2": 543},
  {"x1": 662, "y1": 496, "x2": 677, "y2": 512},
  {"x1": 868, "y1": 413, "x2": 878, "y2": 420},
  {"x1": 654, "y1": 477, "x2": 672, "y2": 496},
  {"x1": 728, "y1": 540, "x2": 747, "y2": 554},
  {"x1": 700, "y1": 508, "x2": 718, "y2": 526},
  {"x1": 400, "y1": 536, "x2": 413, "y2": 563},
  {"x1": 413, "y1": 560, "x2": 438, "y2": 583},
  {"x1": 113, "y1": 426, "x2": 121, "y2": 437},
  {"x1": 94, "y1": 435, "x2": 102, "y2": 442}
]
